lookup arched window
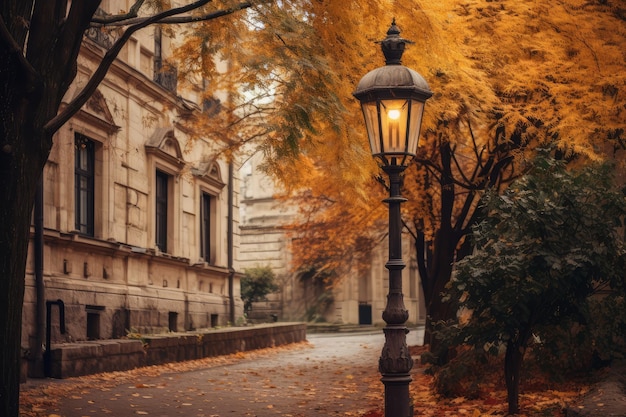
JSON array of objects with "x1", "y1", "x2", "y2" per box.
[
  {"x1": 192, "y1": 162, "x2": 225, "y2": 264},
  {"x1": 145, "y1": 128, "x2": 185, "y2": 254}
]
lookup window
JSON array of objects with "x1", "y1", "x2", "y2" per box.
[
  {"x1": 86, "y1": 305, "x2": 104, "y2": 340},
  {"x1": 195, "y1": 163, "x2": 224, "y2": 264},
  {"x1": 155, "y1": 170, "x2": 170, "y2": 252},
  {"x1": 146, "y1": 128, "x2": 185, "y2": 255},
  {"x1": 86, "y1": 312, "x2": 100, "y2": 340},
  {"x1": 201, "y1": 192, "x2": 215, "y2": 263},
  {"x1": 75, "y1": 134, "x2": 95, "y2": 236},
  {"x1": 168, "y1": 312, "x2": 178, "y2": 332}
]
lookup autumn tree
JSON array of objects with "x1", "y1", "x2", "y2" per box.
[
  {"x1": 172, "y1": 0, "x2": 386, "y2": 322},
  {"x1": 283, "y1": 0, "x2": 626, "y2": 354},
  {"x1": 172, "y1": 1, "x2": 354, "y2": 166},
  {"x1": 450, "y1": 152, "x2": 626, "y2": 415},
  {"x1": 406, "y1": 128, "x2": 523, "y2": 355},
  {"x1": 406, "y1": 0, "x2": 624, "y2": 352}
]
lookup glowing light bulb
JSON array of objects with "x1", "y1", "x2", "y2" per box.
[{"x1": 388, "y1": 109, "x2": 401, "y2": 120}]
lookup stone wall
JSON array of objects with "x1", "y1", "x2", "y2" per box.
[{"x1": 40, "y1": 323, "x2": 306, "y2": 379}]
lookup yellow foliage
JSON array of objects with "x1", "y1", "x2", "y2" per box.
[{"x1": 169, "y1": 0, "x2": 625, "y2": 284}]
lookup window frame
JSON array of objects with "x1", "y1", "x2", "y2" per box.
[
  {"x1": 200, "y1": 191, "x2": 216, "y2": 264},
  {"x1": 194, "y1": 162, "x2": 225, "y2": 266},
  {"x1": 145, "y1": 128, "x2": 185, "y2": 256},
  {"x1": 155, "y1": 169, "x2": 170, "y2": 253},
  {"x1": 75, "y1": 133, "x2": 96, "y2": 236}
]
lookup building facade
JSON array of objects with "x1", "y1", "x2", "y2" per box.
[
  {"x1": 21, "y1": 4, "x2": 243, "y2": 361},
  {"x1": 238, "y1": 153, "x2": 295, "y2": 320},
  {"x1": 239, "y1": 154, "x2": 426, "y2": 326}
]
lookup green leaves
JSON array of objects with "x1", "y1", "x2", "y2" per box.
[
  {"x1": 453, "y1": 150, "x2": 626, "y2": 350},
  {"x1": 241, "y1": 266, "x2": 279, "y2": 312}
]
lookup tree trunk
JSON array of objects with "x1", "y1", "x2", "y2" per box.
[
  {"x1": 504, "y1": 340, "x2": 525, "y2": 415},
  {"x1": 0, "y1": 123, "x2": 46, "y2": 417},
  {"x1": 0, "y1": 43, "x2": 49, "y2": 417},
  {"x1": 0, "y1": 171, "x2": 37, "y2": 417},
  {"x1": 414, "y1": 131, "x2": 514, "y2": 359},
  {"x1": 421, "y1": 233, "x2": 457, "y2": 362},
  {"x1": 419, "y1": 142, "x2": 460, "y2": 358}
]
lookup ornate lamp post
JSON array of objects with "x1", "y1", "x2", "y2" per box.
[{"x1": 353, "y1": 20, "x2": 432, "y2": 417}]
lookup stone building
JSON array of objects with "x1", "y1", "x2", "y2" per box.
[
  {"x1": 239, "y1": 154, "x2": 426, "y2": 326},
  {"x1": 238, "y1": 153, "x2": 295, "y2": 321},
  {"x1": 21, "y1": 3, "x2": 243, "y2": 363}
]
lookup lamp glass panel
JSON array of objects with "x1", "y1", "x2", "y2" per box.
[
  {"x1": 407, "y1": 99, "x2": 425, "y2": 154},
  {"x1": 380, "y1": 99, "x2": 409, "y2": 155},
  {"x1": 361, "y1": 101, "x2": 382, "y2": 155}
]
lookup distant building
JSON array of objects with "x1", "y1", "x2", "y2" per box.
[
  {"x1": 238, "y1": 153, "x2": 296, "y2": 321},
  {"x1": 21, "y1": 5, "x2": 243, "y2": 365},
  {"x1": 238, "y1": 154, "x2": 425, "y2": 325}
]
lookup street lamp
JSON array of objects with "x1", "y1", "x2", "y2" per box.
[{"x1": 353, "y1": 19, "x2": 432, "y2": 417}]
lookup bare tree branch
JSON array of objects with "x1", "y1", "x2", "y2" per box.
[
  {"x1": 0, "y1": 16, "x2": 39, "y2": 89},
  {"x1": 91, "y1": 1, "x2": 254, "y2": 28},
  {"x1": 45, "y1": 0, "x2": 254, "y2": 134},
  {"x1": 450, "y1": 145, "x2": 475, "y2": 186},
  {"x1": 452, "y1": 189, "x2": 478, "y2": 233},
  {"x1": 90, "y1": 0, "x2": 147, "y2": 24}
]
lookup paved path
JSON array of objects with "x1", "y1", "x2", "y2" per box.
[{"x1": 23, "y1": 329, "x2": 424, "y2": 417}]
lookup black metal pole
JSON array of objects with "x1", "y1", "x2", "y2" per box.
[
  {"x1": 33, "y1": 177, "x2": 46, "y2": 377},
  {"x1": 227, "y1": 161, "x2": 235, "y2": 325},
  {"x1": 380, "y1": 163, "x2": 413, "y2": 417}
]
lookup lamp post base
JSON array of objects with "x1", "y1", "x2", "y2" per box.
[
  {"x1": 382, "y1": 373, "x2": 413, "y2": 417},
  {"x1": 380, "y1": 324, "x2": 413, "y2": 417}
]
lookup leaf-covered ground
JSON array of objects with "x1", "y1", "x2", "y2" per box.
[
  {"x1": 408, "y1": 346, "x2": 590, "y2": 417},
  {"x1": 19, "y1": 340, "x2": 592, "y2": 417}
]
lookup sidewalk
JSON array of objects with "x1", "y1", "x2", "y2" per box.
[
  {"x1": 565, "y1": 361, "x2": 626, "y2": 417},
  {"x1": 21, "y1": 331, "x2": 397, "y2": 417}
]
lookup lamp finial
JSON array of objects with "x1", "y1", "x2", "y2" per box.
[{"x1": 379, "y1": 19, "x2": 413, "y2": 65}]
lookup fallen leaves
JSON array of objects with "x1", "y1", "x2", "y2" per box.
[
  {"x1": 361, "y1": 349, "x2": 589, "y2": 417},
  {"x1": 20, "y1": 342, "x2": 312, "y2": 417},
  {"x1": 20, "y1": 339, "x2": 589, "y2": 417}
]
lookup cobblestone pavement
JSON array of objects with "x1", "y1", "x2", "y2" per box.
[{"x1": 24, "y1": 329, "x2": 424, "y2": 417}]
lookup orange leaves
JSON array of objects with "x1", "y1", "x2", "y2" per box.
[
  {"x1": 453, "y1": 0, "x2": 625, "y2": 157},
  {"x1": 282, "y1": 154, "x2": 388, "y2": 285},
  {"x1": 405, "y1": 358, "x2": 588, "y2": 417},
  {"x1": 20, "y1": 337, "x2": 588, "y2": 417},
  {"x1": 20, "y1": 342, "x2": 312, "y2": 417}
]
